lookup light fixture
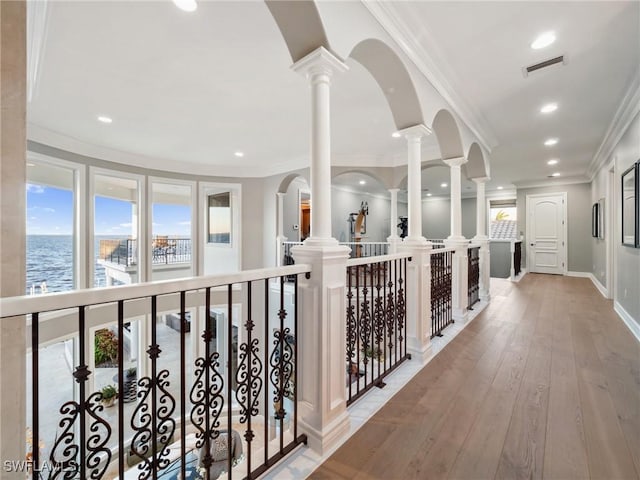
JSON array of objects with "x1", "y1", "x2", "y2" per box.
[
  {"x1": 173, "y1": 0, "x2": 197, "y2": 12},
  {"x1": 359, "y1": 180, "x2": 366, "y2": 185},
  {"x1": 27, "y1": 163, "x2": 35, "y2": 167},
  {"x1": 440, "y1": 183, "x2": 448, "y2": 188},
  {"x1": 547, "y1": 159, "x2": 559, "y2": 165},
  {"x1": 426, "y1": 193, "x2": 432, "y2": 197},
  {"x1": 392, "y1": 132, "x2": 401, "y2": 138},
  {"x1": 544, "y1": 138, "x2": 558, "y2": 146},
  {"x1": 97, "y1": 115, "x2": 113, "y2": 124},
  {"x1": 540, "y1": 103, "x2": 558, "y2": 114},
  {"x1": 531, "y1": 31, "x2": 556, "y2": 50},
  {"x1": 497, "y1": 186, "x2": 504, "y2": 190},
  {"x1": 234, "y1": 151, "x2": 244, "y2": 158},
  {"x1": 551, "y1": 172, "x2": 560, "y2": 177}
]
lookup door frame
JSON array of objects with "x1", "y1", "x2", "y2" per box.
[{"x1": 526, "y1": 192, "x2": 568, "y2": 275}]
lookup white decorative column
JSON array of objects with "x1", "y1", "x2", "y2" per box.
[
  {"x1": 275, "y1": 192, "x2": 287, "y2": 266},
  {"x1": 398, "y1": 124, "x2": 433, "y2": 363},
  {"x1": 472, "y1": 177, "x2": 490, "y2": 301},
  {"x1": 444, "y1": 157, "x2": 469, "y2": 323},
  {"x1": 292, "y1": 47, "x2": 347, "y2": 247},
  {"x1": 387, "y1": 188, "x2": 401, "y2": 253},
  {"x1": 1, "y1": 0, "x2": 27, "y2": 473},
  {"x1": 291, "y1": 47, "x2": 351, "y2": 454}
]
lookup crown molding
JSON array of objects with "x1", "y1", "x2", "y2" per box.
[
  {"x1": 27, "y1": 0, "x2": 50, "y2": 103},
  {"x1": 362, "y1": 1, "x2": 498, "y2": 154},
  {"x1": 588, "y1": 69, "x2": 640, "y2": 180},
  {"x1": 513, "y1": 176, "x2": 590, "y2": 190}
]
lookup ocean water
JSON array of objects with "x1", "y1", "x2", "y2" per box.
[{"x1": 26, "y1": 235, "x2": 123, "y2": 294}]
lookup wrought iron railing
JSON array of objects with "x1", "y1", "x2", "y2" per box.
[
  {"x1": 427, "y1": 239, "x2": 446, "y2": 249},
  {"x1": 513, "y1": 240, "x2": 522, "y2": 278},
  {"x1": 341, "y1": 242, "x2": 389, "y2": 259},
  {"x1": 345, "y1": 253, "x2": 411, "y2": 406},
  {"x1": 467, "y1": 245, "x2": 480, "y2": 309},
  {"x1": 430, "y1": 248, "x2": 453, "y2": 338},
  {"x1": 99, "y1": 238, "x2": 192, "y2": 267},
  {"x1": 1, "y1": 265, "x2": 310, "y2": 480},
  {"x1": 282, "y1": 241, "x2": 389, "y2": 266}
]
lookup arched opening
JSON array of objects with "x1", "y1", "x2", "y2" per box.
[
  {"x1": 431, "y1": 109, "x2": 465, "y2": 161},
  {"x1": 466, "y1": 142, "x2": 489, "y2": 179},
  {"x1": 349, "y1": 38, "x2": 424, "y2": 130},
  {"x1": 332, "y1": 171, "x2": 402, "y2": 244}
]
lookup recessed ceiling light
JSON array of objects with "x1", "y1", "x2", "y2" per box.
[
  {"x1": 497, "y1": 186, "x2": 504, "y2": 190},
  {"x1": 173, "y1": 0, "x2": 197, "y2": 12},
  {"x1": 440, "y1": 183, "x2": 448, "y2": 188},
  {"x1": 97, "y1": 115, "x2": 112, "y2": 124},
  {"x1": 540, "y1": 103, "x2": 558, "y2": 114},
  {"x1": 547, "y1": 159, "x2": 559, "y2": 165},
  {"x1": 392, "y1": 132, "x2": 401, "y2": 138},
  {"x1": 551, "y1": 172, "x2": 560, "y2": 177},
  {"x1": 234, "y1": 151, "x2": 244, "y2": 158},
  {"x1": 27, "y1": 163, "x2": 35, "y2": 167},
  {"x1": 426, "y1": 193, "x2": 432, "y2": 197},
  {"x1": 359, "y1": 180, "x2": 366, "y2": 185},
  {"x1": 531, "y1": 31, "x2": 556, "y2": 50},
  {"x1": 544, "y1": 138, "x2": 558, "y2": 146}
]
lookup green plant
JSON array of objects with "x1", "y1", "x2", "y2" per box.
[
  {"x1": 126, "y1": 366, "x2": 137, "y2": 378},
  {"x1": 495, "y1": 210, "x2": 510, "y2": 221},
  {"x1": 94, "y1": 329, "x2": 118, "y2": 366},
  {"x1": 364, "y1": 346, "x2": 384, "y2": 361},
  {"x1": 101, "y1": 384, "x2": 117, "y2": 401}
]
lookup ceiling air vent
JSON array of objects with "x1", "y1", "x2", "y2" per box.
[{"x1": 522, "y1": 55, "x2": 567, "y2": 78}]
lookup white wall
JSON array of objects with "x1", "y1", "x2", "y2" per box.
[
  {"x1": 422, "y1": 197, "x2": 477, "y2": 240},
  {"x1": 611, "y1": 112, "x2": 640, "y2": 325}
]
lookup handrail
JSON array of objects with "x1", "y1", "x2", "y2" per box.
[
  {"x1": 0, "y1": 264, "x2": 311, "y2": 318},
  {"x1": 346, "y1": 252, "x2": 411, "y2": 267},
  {"x1": 429, "y1": 246, "x2": 456, "y2": 254}
]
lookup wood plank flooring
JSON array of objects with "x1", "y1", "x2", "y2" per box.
[{"x1": 311, "y1": 274, "x2": 640, "y2": 480}]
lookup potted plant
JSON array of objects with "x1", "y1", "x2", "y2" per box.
[
  {"x1": 126, "y1": 366, "x2": 137, "y2": 379},
  {"x1": 100, "y1": 385, "x2": 118, "y2": 407}
]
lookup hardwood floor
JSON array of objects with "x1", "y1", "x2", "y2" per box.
[{"x1": 311, "y1": 274, "x2": 640, "y2": 480}]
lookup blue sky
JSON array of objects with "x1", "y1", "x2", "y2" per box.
[{"x1": 27, "y1": 184, "x2": 191, "y2": 236}]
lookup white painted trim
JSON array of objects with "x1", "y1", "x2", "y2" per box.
[
  {"x1": 514, "y1": 177, "x2": 590, "y2": 189},
  {"x1": 588, "y1": 68, "x2": 640, "y2": 180},
  {"x1": 26, "y1": 0, "x2": 50, "y2": 103},
  {"x1": 361, "y1": 1, "x2": 498, "y2": 152},
  {"x1": 526, "y1": 192, "x2": 568, "y2": 275},
  {"x1": 566, "y1": 271, "x2": 591, "y2": 278},
  {"x1": 566, "y1": 271, "x2": 609, "y2": 299},
  {"x1": 511, "y1": 269, "x2": 527, "y2": 283},
  {"x1": 614, "y1": 301, "x2": 640, "y2": 344}
]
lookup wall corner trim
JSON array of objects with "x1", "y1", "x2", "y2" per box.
[{"x1": 614, "y1": 301, "x2": 640, "y2": 344}]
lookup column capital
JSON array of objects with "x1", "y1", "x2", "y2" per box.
[
  {"x1": 388, "y1": 188, "x2": 401, "y2": 193},
  {"x1": 472, "y1": 176, "x2": 490, "y2": 184},
  {"x1": 291, "y1": 46, "x2": 349, "y2": 79},
  {"x1": 443, "y1": 156, "x2": 467, "y2": 167},
  {"x1": 397, "y1": 124, "x2": 432, "y2": 140}
]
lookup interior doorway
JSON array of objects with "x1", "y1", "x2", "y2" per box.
[
  {"x1": 300, "y1": 191, "x2": 311, "y2": 241},
  {"x1": 526, "y1": 192, "x2": 567, "y2": 275}
]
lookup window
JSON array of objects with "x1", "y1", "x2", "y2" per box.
[
  {"x1": 490, "y1": 199, "x2": 518, "y2": 239},
  {"x1": 93, "y1": 174, "x2": 140, "y2": 287},
  {"x1": 26, "y1": 162, "x2": 75, "y2": 294},
  {"x1": 208, "y1": 192, "x2": 231, "y2": 244},
  {"x1": 152, "y1": 181, "x2": 193, "y2": 279}
]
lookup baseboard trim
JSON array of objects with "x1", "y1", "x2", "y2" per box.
[
  {"x1": 566, "y1": 271, "x2": 609, "y2": 298},
  {"x1": 614, "y1": 301, "x2": 640, "y2": 344},
  {"x1": 510, "y1": 269, "x2": 527, "y2": 283}
]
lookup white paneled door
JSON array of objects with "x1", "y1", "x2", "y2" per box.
[{"x1": 526, "y1": 193, "x2": 567, "y2": 275}]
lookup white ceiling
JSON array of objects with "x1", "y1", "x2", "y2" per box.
[
  {"x1": 27, "y1": 1, "x2": 639, "y2": 191},
  {"x1": 384, "y1": 1, "x2": 640, "y2": 189}
]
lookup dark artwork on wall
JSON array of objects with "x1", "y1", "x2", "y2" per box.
[
  {"x1": 621, "y1": 161, "x2": 640, "y2": 248},
  {"x1": 592, "y1": 202, "x2": 599, "y2": 238}
]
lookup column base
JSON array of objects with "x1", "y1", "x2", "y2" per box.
[
  {"x1": 402, "y1": 236, "x2": 429, "y2": 246},
  {"x1": 302, "y1": 236, "x2": 340, "y2": 248},
  {"x1": 407, "y1": 339, "x2": 433, "y2": 364},
  {"x1": 452, "y1": 307, "x2": 469, "y2": 323},
  {"x1": 298, "y1": 409, "x2": 351, "y2": 455},
  {"x1": 445, "y1": 236, "x2": 469, "y2": 248}
]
